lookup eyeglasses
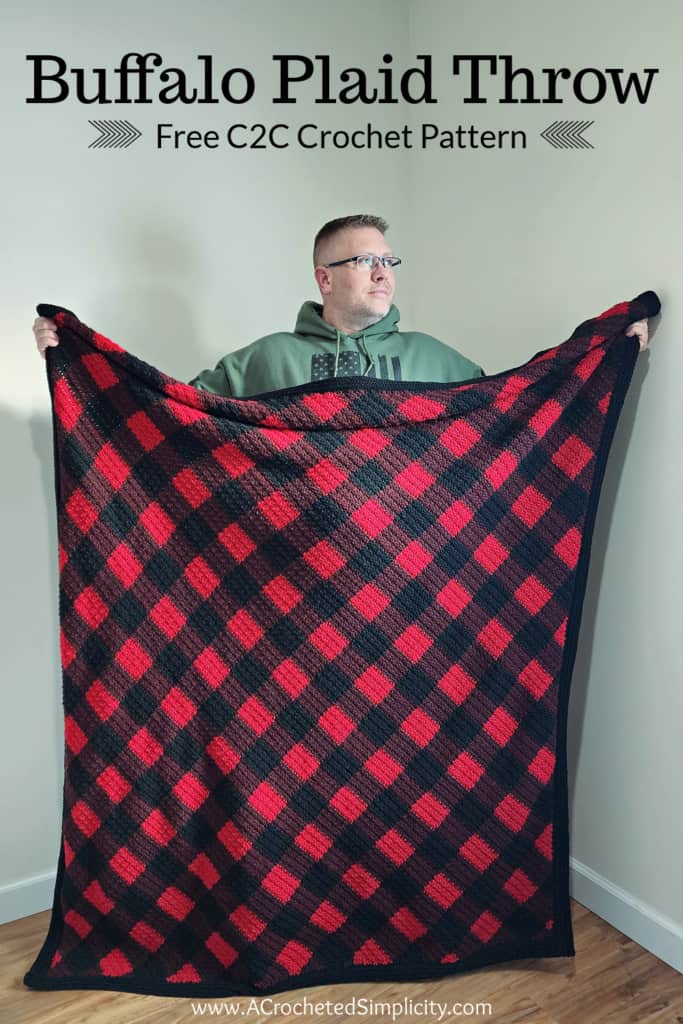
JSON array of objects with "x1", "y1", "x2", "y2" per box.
[{"x1": 324, "y1": 253, "x2": 402, "y2": 271}]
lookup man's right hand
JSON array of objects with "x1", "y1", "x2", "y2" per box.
[{"x1": 34, "y1": 316, "x2": 59, "y2": 359}]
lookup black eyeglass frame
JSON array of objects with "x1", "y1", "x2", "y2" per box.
[{"x1": 324, "y1": 254, "x2": 402, "y2": 270}]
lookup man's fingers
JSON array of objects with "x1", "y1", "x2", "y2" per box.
[
  {"x1": 624, "y1": 318, "x2": 649, "y2": 352},
  {"x1": 33, "y1": 315, "x2": 59, "y2": 358},
  {"x1": 36, "y1": 336, "x2": 59, "y2": 355},
  {"x1": 35, "y1": 334, "x2": 59, "y2": 347},
  {"x1": 34, "y1": 317, "x2": 58, "y2": 330}
]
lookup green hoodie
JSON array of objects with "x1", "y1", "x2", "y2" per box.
[{"x1": 188, "y1": 301, "x2": 485, "y2": 398}]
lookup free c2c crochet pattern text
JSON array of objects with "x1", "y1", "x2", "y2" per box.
[{"x1": 154, "y1": 122, "x2": 528, "y2": 151}]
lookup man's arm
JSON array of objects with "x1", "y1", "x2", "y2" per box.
[{"x1": 188, "y1": 360, "x2": 233, "y2": 396}]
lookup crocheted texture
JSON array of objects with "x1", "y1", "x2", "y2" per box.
[{"x1": 24, "y1": 291, "x2": 659, "y2": 998}]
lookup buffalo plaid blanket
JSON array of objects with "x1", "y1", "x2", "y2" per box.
[{"x1": 24, "y1": 291, "x2": 659, "y2": 998}]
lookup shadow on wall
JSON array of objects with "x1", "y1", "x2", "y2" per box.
[
  {"x1": 27, "y1": 408, "x2": 65, "y2": 806},
  {"x1": 565, "y1": 345, "x2": 653, "y2": 810},
  {"x1": 0, "y1": 404, "x2": 64, "y2": 831}
]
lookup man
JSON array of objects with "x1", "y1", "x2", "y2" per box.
[
  {"x1": 33, "y1": 214, "x2": 651, "y2": 381},
  {"x1": 187, "y1": 214, "x2": 485, "y2": 396}
]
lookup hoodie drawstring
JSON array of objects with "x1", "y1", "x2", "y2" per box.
[
  {"x1": 333, "y1": 330, "x2": 375, "y2": 378},
  {"x1": 334, "y1": 330, "x2": 341, "y2": 378},
  {"x1": 359, "y1": 334, "x2": 375, "y2": 376}
]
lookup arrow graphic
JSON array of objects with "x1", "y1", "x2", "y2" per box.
[
  {"x1": 540, "y1": 120, "x2": 594, "y2": 149},
  {"x1": 88, "y1": 120, "x2": 142, "y2": 149}
]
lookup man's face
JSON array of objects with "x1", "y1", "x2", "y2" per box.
[{"x1": 317, "y1": 227, "x2": 397, "y2": 325}]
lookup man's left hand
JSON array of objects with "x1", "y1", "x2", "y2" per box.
[{"x1": 625, "y1": 318, "x2": 649, "y2": 351}]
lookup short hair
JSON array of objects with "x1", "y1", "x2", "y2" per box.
[{"x1": 313, "y1": 214, "x2": 389, "y2": 266}]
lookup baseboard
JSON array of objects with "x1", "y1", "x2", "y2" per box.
[
  {"x1": 570, "y1": 856, "x2": 683, "y2": 974},
  {"x1": 2, "y1": 860, "x2": 681, "y2": 976},
  {"x1": 0, "y1": 870, "x2": 56, "y2": 926}
]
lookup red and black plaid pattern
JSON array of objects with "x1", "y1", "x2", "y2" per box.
[{"x1": 24, "y1": 291, "x2": 659, "y2": 998}]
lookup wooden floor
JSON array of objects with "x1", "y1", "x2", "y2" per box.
[{"x1": 2, "y1": 900, "x2": 682, "y2": 1023}]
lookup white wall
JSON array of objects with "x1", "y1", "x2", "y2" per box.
[{"x1": 2, "y1": 0, "x2": 681, "y2": 973}]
